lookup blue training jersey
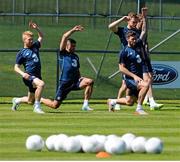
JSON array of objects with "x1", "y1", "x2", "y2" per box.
[
  {"x1": 119, "y1": 43, "x2": 147, "y2": 79},
  {"x1": 115, "y1": 27, "x2": 141, "y2": 47},
  {"x1": 59, "y1": 49, "x2": 80, "y2": 82},
  {"x1": 16, "y1": 41, "x2": 41, "y2": 77}
]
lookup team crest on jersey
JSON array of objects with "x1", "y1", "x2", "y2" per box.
[{"x1": 25, "y1": 52, "x2": 30, "y2": 56}]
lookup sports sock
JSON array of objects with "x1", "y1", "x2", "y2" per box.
[
  {"x1": 15, "y1": 98, "x2": 21, "y2": 104},
  {"x1": 149, "y1": 97, "x2": 156, "y2": 105},
  {"x1": 110, "y1": 99, "x2": 117, "y2": 105},
  {"x1": 34, "y1": 101, "x2": 40, "y2": 108},
  {"x1": 136, "y1": 104, "x2": 143, "y2": 111},
  {"x1": 83, "y1": 100, "x2": 89, "y2": 107}
]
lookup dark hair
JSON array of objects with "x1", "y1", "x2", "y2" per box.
[
  {"x1": 67, "y1": 38, "x2": 76, "y2": 44},
  {"x1": 126, "y1": 31, "x2": 136, "y2": 39}
]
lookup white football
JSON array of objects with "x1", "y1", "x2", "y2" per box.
[
  {"x1": 104, "y1": 138, "x2": 126, "y2": 154},
  {"x1": 63, "y1": 136, "x2": 81, "y2": 153},
  {"x1": 145, "y1": 137, "x2": 163, "y2": 154},
  {"x1": 81, "y1": 136, "x2": 97, "y2": 153},
  {"x1": 131, "y1": 136, "x2": 146, "y2": 153},
  {"x1": 26, "y1": 135, "x2": 44, "y2": 151},
  {"x1": 89, "y1": 135, "x2": 106, "y2": 152},
  {"x1": 121, "y1": 133, "x2": 136, "y2": 152},
  {"x1": 45, "y1": 135, "x2": 57, "y2": 151},
  {"x1": 54, "y1": 134, "x2": 68, "y2": 151}
]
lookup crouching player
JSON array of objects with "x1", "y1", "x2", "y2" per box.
[
  {"x1": 41, "y1": 25, "x2": 94, "y2": 111},
  {"x1": 12, "y1": 21, "x2": 45, "y2": 114},
  {"x1": 108, "y1": 31, "x2": 150, "y2": 115}
]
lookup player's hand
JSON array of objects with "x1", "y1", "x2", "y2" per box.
[
  {"x1": 22, "y1": 73, "x2": 30, "y2": 80},
  {"x1": 29, "y1": 20, "x2": 39, "y2": 29},
  {"x1": 123, "y1": 16, "x2": 130, "y2": 22},
  {"x1": 141, "y1": 7, "x2": 148, "y2": 17},
  {"x1": 72, "y1": 25, "x2": 84, "y2": 32},
  {"x1": 134, "y1": 76, "x2": 143, "y2": 84}
]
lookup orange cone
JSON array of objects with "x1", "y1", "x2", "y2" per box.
[{"x1": 96, "y1": 151, "x2": 111, "y2": 158}]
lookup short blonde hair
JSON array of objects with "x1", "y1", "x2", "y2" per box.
[
  {"x1": 22, "y1": 31, "x2": 33, "y2": 41},
  {"x1": 128, "y1": 12, "x2": 138, "y2": 22}
]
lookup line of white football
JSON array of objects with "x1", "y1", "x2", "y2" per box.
[{"x1": 25, "y1": 133, "x2": 163, "y2": 154}]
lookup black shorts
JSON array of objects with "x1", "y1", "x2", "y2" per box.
[
  {"x1": 23, "y1": 76, "x2": 41, "y2": 93},
  {"x1": 55, "y1": 80, "x2": 81, "y2": 101},
  {"x1": 145, "y1": 57, "x2": 153, "y2": 73}
]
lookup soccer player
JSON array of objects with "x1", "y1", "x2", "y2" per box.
[
  {"x1": 41, "y1": 25, "x2": 94, "y2": 111},
  {"x1": 108, "y1": 31, "x2": 150, "y2": 115},
  {"x1": 11, "y1": 21, "x2": 45, "y2": 114},
  {"x1": 136, "y1": 9, "x2": 163, "y2": 110},
  {"x1": 108, "y1": 12, "x2": 139, "y2": 110},
  {"x1": 108, "y1": 8, "x2": 163, "y2": 110}
]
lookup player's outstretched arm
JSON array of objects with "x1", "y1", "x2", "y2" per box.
[
  {"x1": 29, "y1": 21, "x2": 44, "y2": 45},
  {"x1": 140, "y1": 7, "x2": 148, "y2": 41},
  {"x1": 108, "y1": 16, "x2": 129, "y2": 33},
  {"x1": 60, "y1": 25, "x2": 84, "y2": 51}
]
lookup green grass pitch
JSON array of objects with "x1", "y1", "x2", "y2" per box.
[{"x1": 0, "y1": 99, "x2": 180, "y2": 160}]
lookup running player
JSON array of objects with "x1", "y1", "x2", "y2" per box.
[
  {"x1": 41, "y1": 25, "x2": 94, "y2": 111},
  {"x1": 12, "y1": 21, "x2": 45, "y2": 114}
]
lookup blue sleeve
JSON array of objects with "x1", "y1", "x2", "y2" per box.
[
  {"x1": 16, "y1": 51, "x2": 24, "y2": 65},
  {"x1": 114, "y1": 27, "x2": 124, "y2": 38},
  {"x1": 33, "y1": 41, "x2": 41, "y2": 49},
  {"x1": 119, "y1": 49, "x2": 127, "y2": 65},
  {"x1": 142, "y1": 61, "x2": 148, "y2": 73}
]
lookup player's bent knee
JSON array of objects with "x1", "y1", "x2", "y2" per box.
[
  {"x1": 86, "y1": 78, "x2": 94, "y2": 85},
  {"x1": 89, "y1": 79, "x2": 94, "y2": 85},
  {"x1": 126, "y1": 99, "x2": 134, "y2": 106},
  {"x1": 53, "y1": 101, "x2": 61, "y2": 109},
  {"x1": 39, "y1": 81, "x2": 45, "y2": 87}
]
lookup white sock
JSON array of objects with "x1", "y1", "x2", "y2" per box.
[
  {"x1": 149, "y1": 97, "x2": 156, "y2": 105},
  {"x1": 15, "y1": 98, "x2": 21, "y2": 104},
  {"x1": 83, "y1": 100, "x2": 88, "y2": 107},
  {"x1": 136, "y1": 104, "x2": 143, "y2": 111},
  {"x1": 34, "y1": 101, "x2": 40, "y2": 107},
  {"x1": 110, "y1": 99, "x2": 117, "y2": 105}
]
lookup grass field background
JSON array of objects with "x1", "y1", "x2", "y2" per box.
[{"x1": 0, "y1": 99, "x2": 180, "y2": 160}]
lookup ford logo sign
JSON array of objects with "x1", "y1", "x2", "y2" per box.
[{"x1": 152, "y1": 64, "x2": 178, "y2": 85}]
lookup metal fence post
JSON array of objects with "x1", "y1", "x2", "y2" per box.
[
  {"x1": 159, "y1": 0, "x2": 163, "y2": 32},
  {"x1": 12, "y1": 0, "x2": 15, "y2": 24},
  {"x1": 23, "y1": 0, "x2": 26, "y2": 25},
  {"x1": 93, "y1": 0, "x2": 97, "y2": 28},
  {"x1": 109, "y1": 0, "x2": 112, "y2": 24},
  {"x1": 56, "y1": 49, "x2": 59, "y2": 92},
  {"x1": 56, "y1": 0, "x2": 59, "y2": 24}
]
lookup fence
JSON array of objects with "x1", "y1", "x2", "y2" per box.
[{"x1": 0, "y1": 0, "x2": 179, "y2": 31}]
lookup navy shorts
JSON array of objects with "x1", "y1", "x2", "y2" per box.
[
  {"x1": 125, "y1": 78, "x2": 139, "y2": 97},
  {"x1": 23, "y1": 76, "x2": 41, "y2": 93},
  {"x1": 145, "y1": 58, "x2": 153, "y2": 73},
  {"x1": 55, "y1": 80, "x2": 81, "y2": 101}
]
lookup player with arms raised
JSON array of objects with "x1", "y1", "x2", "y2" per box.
[
  {"x1": 41, "y1": 25, "x2": 94, "y2": 111},
  {"x1": 12, "y1": 21, "x2": 45, "y2": 114}
]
